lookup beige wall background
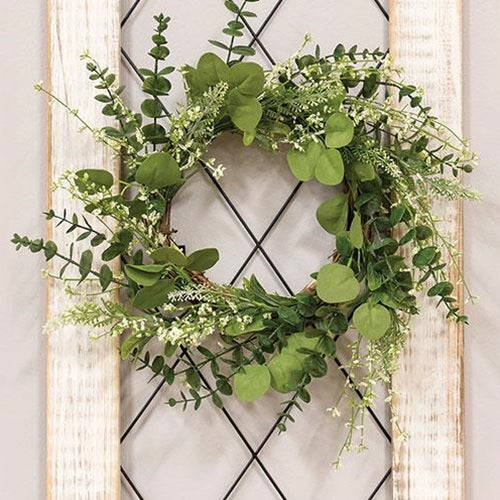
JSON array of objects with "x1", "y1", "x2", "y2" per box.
[{"x1": 0, "y1": 0, "x2": 498, "y2": 498}]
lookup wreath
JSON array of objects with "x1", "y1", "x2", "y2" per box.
[{"x1": 13, "y1": 6, "x2": 479, "y2": 464}]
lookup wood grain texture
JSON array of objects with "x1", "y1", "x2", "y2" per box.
[
  {"x1": 389, "y1": 1, "x2": 465, "y2": 499},
  {"x1": 47, "y1": 1, "x2": 120, "y2": 498}
]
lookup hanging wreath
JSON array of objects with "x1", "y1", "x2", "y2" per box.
[{"x1": 13, "y1": 6, "x2": 479, "y2": 464}]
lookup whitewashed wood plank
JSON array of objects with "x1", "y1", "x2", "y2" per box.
[
  {"x1": 47, "y1": 1, "x2": 121, "y2": 499},
  {"x1": 389, "y1": 1, "x2": 465, "y2": 499}
]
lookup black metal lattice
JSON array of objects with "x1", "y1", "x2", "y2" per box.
[{"x1": 119, "y1": 1, "x2": 392, "y2": 498}]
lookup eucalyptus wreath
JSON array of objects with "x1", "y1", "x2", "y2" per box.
[{"x1": 13, "y1": 4, "x2": 479, "y2": 464}]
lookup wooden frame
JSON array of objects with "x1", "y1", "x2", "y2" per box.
[
  {"x1": 46, "y1": 1, "x2": 464, "y2": 498},
  {"x1": 389, "y1": 1, "x2": 465, "y2": 498},
  {"x1": 47, "y1": 1, "x2": 121, "y2": 498}
]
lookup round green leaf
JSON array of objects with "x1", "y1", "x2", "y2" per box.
[
  {"x1": 75, "y1": 169, "x2": 114, "y2": 193},
  {"x1": 186, "y1": 248, "x2": 219, "y2": 272},
  {"x1": 427, "y1": 281, "x2": 454, "y2": 297},
  {"x1": 227, "y1": 89, "x2": 262, "y2": 133},
  {"x1": 132, "y1": 279, "x2": 175, "y2": 310},
  {"x1": 325, "y1": 112, "x2": 355, "y2": 148},
  {"x1": 228, "y1": 62, "x2": 265, "y2": 96},
  {"x1": 196, "y1": 52, "x2": 229, "y2": 88},
  {"x1": 135, "y1": 152, "x2": 181, "y2": 189},
  {"x1": 316, "y1": 193, "x2": 348, "y2": 235},
  {"x1": 267, "y1": 353, "x2": 304, "y2": 393},
  {"x1": 315, "y1": 148, "x2": 345, "y2": 185},
  {"x1": 303, "y1": 355, "x2": 328, "y2": 378},
  {"x1": 286, "y1": 141, "x2": 322, "y2": 181},
  {"x1": 284, "y1": 331, "x2": 325, "y2": 358},
  {"x1": 412, "y1": 246, "x2": 438, "y2": 268},
  {"x1": 150, "y1": 246, "x2": 187, "y2": 267},
  {"x1": 234, "y1": 364, "x2": 271, "y2": 402},
  {"x1": 352, "y1": 302, "x2": 391, "y2": 340},
  {"x1": 316, "y1": 263, "x2": 360, "y2": 304},
  {"x1": 140, "y1": 99, "x2": 164, "y2": 118}
]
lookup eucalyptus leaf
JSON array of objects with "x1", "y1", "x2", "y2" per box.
[
  {"x1": 316, "y1": 193, "x2": 348, "y2": 235},
  {"x1": 75, "y1": 169, "x2": 114, "y2": 194},
  {"x1": 352, "y1": 302, "x2": 391, "y2": 340},
  {"x1": 135, "y1": 152, "x2": 181, "y2": 189},
  {"x1": 286, "y1": 141, "x2": 321, "y2": 181},
  {"x1": 141, "y1": 98, "x2": 164, "y2": 118},
  {"x1": 267, "y1": 353, "x2": 304, "y2": 393},
  {"x1": 78, "y1": 250, "x2": 93, "y2": 281},
  {"x1": 325, "y1": 112, "x2": 355, "y2": 148},
  {"x1": 191, "y1": 52, "x2": 229, "y2": 92},
  {"x1": 228, "y1": 62, "x2": 265, "y2": 96},
  {"x1": 315, "y1": 148, "x2": 345, "y2": 186},
  {"x1": 99, "y1": 264, "x2": 113, "y2": 291},
  {"x1": 227, "y1": 89, "x2": 262, "y2": 133},
  {"x1": 316, "y1": 263, "x2": 360, "y2": 304},
  {"x1": 412, "y1": 246, "x2": 438, "y2": 268},
  {"x1": 234, "y1": 364, "x2": 271, "y2": 402}
]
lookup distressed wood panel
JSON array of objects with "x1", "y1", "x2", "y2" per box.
[
  {"x1": 389, "y1": 1, "x2": 465, "y2": 499},
  {"x1": 47, "y1": 1, "x2": 121, "y2": 499}
]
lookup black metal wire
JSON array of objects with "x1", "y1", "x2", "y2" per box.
[
  {"x1": 121, "y1": 0, "x2": 144, "y2": 27},
  {"x1": 366, "y1": 467, "x2": 392, "y2": 500},
  {"x1": 120, "y1": 0, "x2": 394, "y2": 497},
  {"x1": 121, "y1": 465, "x2": 146, "y2": 500},
  {"x1": 371, "y1": 0, "x2": 390, "y2": 20},
  {"x1": 204, "y1": 169, "x2": 294, "y2": 295},
  {"x1": 179, "y1": 347, "x2": 288, "y2": 499},
  {"x1": 229, "y1": 181, "x2": 302, "y2": 286},
  {"x1": 223, "y1": 393, "x2": 300, "y2": 499}
]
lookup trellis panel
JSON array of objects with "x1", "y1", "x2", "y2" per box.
[
  {"x1": 389, "y1": 1, "x2": 465, "y2": 499},
  {"x1": 46, "y1": 1, "x2": 465, "y2": 498},
  {"x1": 46, "y1": 1, "x2": 121, "y2": 499}
]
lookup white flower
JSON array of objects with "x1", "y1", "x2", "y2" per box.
[{"x1": 33, "y1": 80, "x2": 44, "y2": 93}]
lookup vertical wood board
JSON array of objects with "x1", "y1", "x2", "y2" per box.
[
  {"x1": 47, "y1": 1, "x2": 121, "y2": 499},
  {"x1": 389, "y1": 1, "x2": 465, "y2": 499}
]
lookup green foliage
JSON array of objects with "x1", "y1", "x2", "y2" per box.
[
  {"x1": 325, "y1": 113, "x2": 355, "y2": 148},
  {"x1": 209, "y1": 0, "x2": 258, "y2": 62},
  {"x1": 132, "y1": 279, "x2": 175, "y2": 309},
  {"x1": 316, "y1": 263, "x2": 360, "y2": 304},
  {"x1": 185, "y1": 53, "x2": 265, "y2": 137},
  {"x1": 268, "y1": 352, "x2": 304, "y2": 393},
  {"x1": 75, "y1": 169, "x2": 114, "y2": 194},
  {"x1": 287, "y1": 141, "x2": 344, "y2": 185},
  {"x1": 352, "y1": 302, "x2": 391, "y2": 340},
  {"x1": 234, "y1": 364, "x2": 271, "y2": 402},
  {"x1": 186, "y1": 248, "x2": 219, "y2": 272},
  {"x1": 135, "y1": 152, "x2": 181, "y2": 189},
  {"x1": 287, "y1": 142, "x2": 320, "y2": 181},
  {"x1": 316, "y1": 193, "x2": 349, "y2": 235},
  {"x1": 124, "y1": 264, "x2": 165, "y2": 286},
  {"x1": 17, "y1": 5, "x2": 480, "y2": 465},
  {"x1": 315, "y1": 148, "x2": 344, "y2": 186},
  {"x1": 150, "y1": 246, "x2": 187, "y2": 267}
]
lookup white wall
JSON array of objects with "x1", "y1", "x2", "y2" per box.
[
  {"x1": 463, "y1": 2, "x2": 500, "y2": 498},
  {"x1": 0, "y1": 1, "x2": 498, "y2": 499},
  {"x1": 0, "y1": 1, "x2": 47, "y2": 499}
]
